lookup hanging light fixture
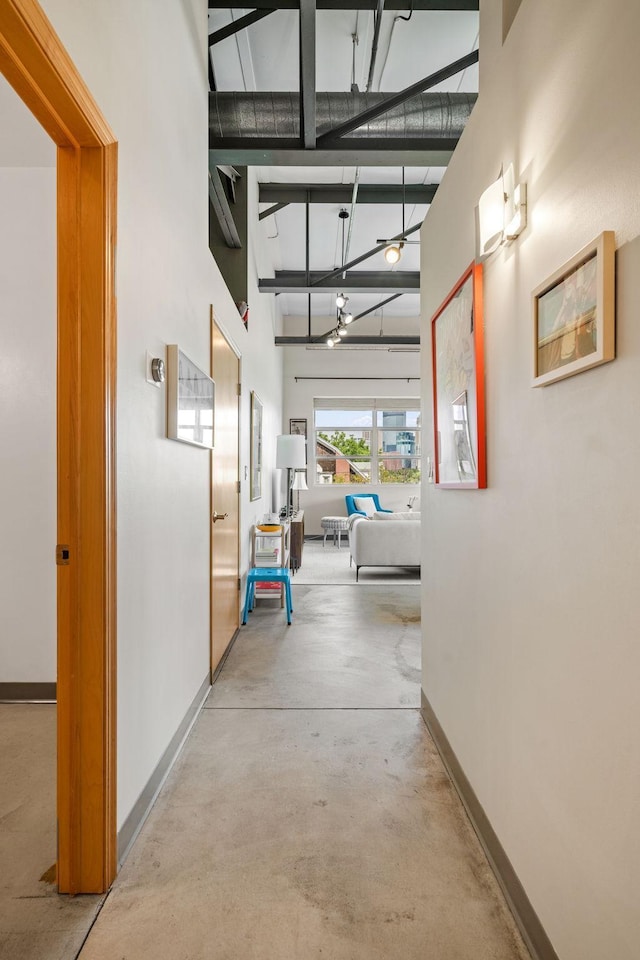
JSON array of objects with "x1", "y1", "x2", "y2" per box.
[
  {"x1": 384, "y1": 242, "x2": 404, "y2": 265},
  {"x1": 378, "y1": 168, "x2": 419, "y2": 264},
  {"x1": 335, "y1": 210, "x2": 350, "y2": 308}
]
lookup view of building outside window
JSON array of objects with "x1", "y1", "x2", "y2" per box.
[{"x1": 314, "y1": 402, "x2": 421, "y2": 484}]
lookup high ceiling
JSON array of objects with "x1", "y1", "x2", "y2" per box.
[{"x1": 208, "y1": 2, "x2": 479, "y2": 340}]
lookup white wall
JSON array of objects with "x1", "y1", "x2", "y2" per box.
[
  {"x1": 420, "y1": 2, "x2": 640, "y2": 959},
  {"x1": 37, "y1": 0, "x2": 283, "y2": 827},
  {"x1": 284, "y1": 343, "x2": 420, "y2": 533},
  {"x1": 0, "y1": 79, "x2": 56, "y2": 683}
]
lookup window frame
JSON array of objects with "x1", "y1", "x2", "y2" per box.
[{"x1": 313, "y1": 399, "x2": 421, "y2": 486}]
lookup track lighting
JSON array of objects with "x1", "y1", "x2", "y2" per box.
[
  {"x1": 342, "y1": 311, "x2": 353, "y2": 324},
  {"x1": 336, "y1": 293, "x2": 347, "y2": 309},
  {"x1": 326, "y1": 335, "x2": 335, "y2": 347},
  {"x1": 384, "y1": 242, "x2": 403, "y2": 265},
  {"x1": 337, "y1": 326, "x2": 348, "y2": 337}
]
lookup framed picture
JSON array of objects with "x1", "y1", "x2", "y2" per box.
[
  {"x1": 289, "y1": 419, "x2": 307, "y2": 463},
  {"x1": 250, "y1": 391, "x2": 263, "y2": 501},
  {"x1": 289, "y1": 418, "x2": 307, "y2": 438},
  {"x1": 166, "y1": 344, "x2": 215, "y2": 450},
  {"x1": 431, "y1": 262, "x2": 486, "y2": 489},
  {"x1": 533, "y1": 231, "x2": 615, "y2": 387}
]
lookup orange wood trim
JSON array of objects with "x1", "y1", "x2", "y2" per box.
[
  {"x1": 56, "y1": 142, "x2": 118, "y2": 894},
  {"x1": 1, "y1": 0, "x2": 117, "y2": 894},
  {"x1": 0, "y1": 0, "x2": 116, "y2": 147}
]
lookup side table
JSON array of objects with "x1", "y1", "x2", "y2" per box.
[{"x1": 321, "y1": 515, "x2": 350, "y2": 549}]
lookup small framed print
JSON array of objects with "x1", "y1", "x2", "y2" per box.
[
  {"x1": 289, "y1": 419, "x2": 307, "y2": 462},
  {"x1": 533, "y1": 231, "x2": 615, "y2": 387},
  {"x1": 289, "y1": 419, "x2": 307, "y2": 439}
]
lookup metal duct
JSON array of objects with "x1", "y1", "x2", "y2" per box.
[{"x1": 209, "y1": 91, "x2": 476, "y2": 141}]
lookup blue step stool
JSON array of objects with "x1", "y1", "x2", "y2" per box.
[{"x1": 242, "y1": 567, "x2": 293, "y2": 626}]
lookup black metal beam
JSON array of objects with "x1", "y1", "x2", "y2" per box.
[
  {"x1": 210, "y1": 1, "x2": 477, "y2": 10},
  {"x1": 208, "y1": 9, "x2": 276, "y2": 44},
  {"x1": 312, "y1": 220, "x2": 422, "y2": 286},
  {"x1": 258, "y1": 201, "x2": 290, "y2": 221},
  {"x1": 259, "y1": 183, "x2": 438, "y2": 204},
  {"x1": 260, "y1": 272, "x2": 419, "y2": 293},
  {"x1": 316, "y1": 49, "x2": 479, "y2": 145},
  {"x1": 314, "y1": 293, "x2": 403, "y2": 343},
  {"x1": 210, "y1": 139, "x2": 458, "y2": 166},
  {"x1": 275, "y1": 335, "x2": 420, "y2": 346},
  {"x1": 299, "y1": 0, "x2": 316, "y2": 149},
  {"x1": 352, "y1": 293, "x2": 403, "y2": 322},
  {"x1": 208, "y1": 166, "x2": 242, "y2": 248}
]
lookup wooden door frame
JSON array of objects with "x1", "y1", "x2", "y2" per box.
[
  {"x1": 210, "y1": 308, "x2": 241, "y2": 678},
  {"x1": 0, "y1": 1, "x2": 117, "y2": 893}
]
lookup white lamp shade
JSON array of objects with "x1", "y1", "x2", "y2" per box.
[
  {"x1": 276, "y1": 434, "x2": 306, "y2": 469},
  {"x1": 291, "y1": 472, "x2": 308, "y2": 491}
]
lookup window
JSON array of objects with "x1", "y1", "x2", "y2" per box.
[{"x1": 313, "y1": 399, "x2": 421, "y2": 484}]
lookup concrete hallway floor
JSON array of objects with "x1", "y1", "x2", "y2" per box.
[{"x1": 78, "y1": 585, "x2": 530, "y2": 960}]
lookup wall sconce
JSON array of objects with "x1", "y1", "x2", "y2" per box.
[{"x1": 477, "y1": 164, "x2": 527, "y2": 258}]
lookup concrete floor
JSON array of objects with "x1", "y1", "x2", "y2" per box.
[
  {"x1": 76, "y1": 584, "x2": 529, "y2": 960},
  {"x1": 0, "y1": 705, "x2": 104, "y2": 960}
]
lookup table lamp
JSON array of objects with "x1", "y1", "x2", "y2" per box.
[
  {"x1": 291, "y1": 471, "x2": 308, "y2": 513},
  {"x1": 276, "y1": 434, "x2": 306, "y2": 517}
]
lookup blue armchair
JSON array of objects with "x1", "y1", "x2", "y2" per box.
[{"x1": 345, "y1": 494, "x2": 393, "y2": 517}]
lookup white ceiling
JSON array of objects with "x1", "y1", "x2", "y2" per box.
[{"x1": 209, "y1": 7, "x2": 479, "y2": 325}]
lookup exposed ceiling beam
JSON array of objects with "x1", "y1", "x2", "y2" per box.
[
  {"x1": 275, "y1": 335, "x2": 420, "y2": 345},
  {"x1": 210, "y1": 141, "x2": 458, "y2": 166},
  {"x1": 208, "y1": 9, "x2": 276, "y2": 44},
  {"x1": 208, "y1": 166, "x2": 242, "y2": 248},
  {"x1": 260, "y1": 271, "x2": 419, "y2": 293},
  {"x1": 316, "y1": 49, "x2": 479, "y2": 145},
  {"x1": 259, "y1": 201, "x2": 290, "y2": 221},
  {"x1": 299, "y1": 0, "x2": 316, "y2": 149},
  {"x1": 210, "y1": 2, "x2": 477, "y2": 10},
  {"x1": 258, "y1": 183, "x2": 438, "y2": 204},
  {"x1": 314, "y1": 293, "x2": 403, "y2": 343},
  {"x1": 312, "y1": 220, "x2": 422, "y2": 286}
]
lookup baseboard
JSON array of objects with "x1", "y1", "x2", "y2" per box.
[
  {"x1": 117, "y1": 673, "x2": 211, "y2": 867},
  {"x1": 420, "y1": 691, "x2": 559, "y2": 960},
  {"x1": 0, "y1": 682, "x2": 56, "y2": 702}
]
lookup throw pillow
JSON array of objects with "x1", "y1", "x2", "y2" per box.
[{"x1": 353, "y1": 496, "x2": 375, "y2": 516}]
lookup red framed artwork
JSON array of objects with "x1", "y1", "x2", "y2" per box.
[{"x1": 431, "y1": 262, "x2": 486, "y2": 489}]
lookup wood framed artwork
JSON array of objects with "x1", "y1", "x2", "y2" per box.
[
  {"x1": 533, "y1": 231, "x2": 615, "y2": 387},
  {"x1": 250, "y1": 391, "x2": 263, "y2": 500},
  {"x1": 431, "y1": 262, "x2": 486, "y2": 489}
]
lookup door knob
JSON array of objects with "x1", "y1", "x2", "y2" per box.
[{"x1": 212, "y1": 512, "x2": 229, "y2": 523}]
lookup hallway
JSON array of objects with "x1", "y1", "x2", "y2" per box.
[{"x1": 78, "y1": 584, "x2": 529, "y2": 959}]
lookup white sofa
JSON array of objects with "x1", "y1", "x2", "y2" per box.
[{"x1": 349, "y1": 514, "x2": 421, "y2": 581}]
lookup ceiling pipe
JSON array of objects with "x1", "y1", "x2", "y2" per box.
[
  {"x1": 209, "y1": 90, "x2": 475, "y2": 141},
  {"x1": 366, "y1": 0, "x2": 385, "y2": 91}
]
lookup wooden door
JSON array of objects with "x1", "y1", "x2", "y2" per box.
[
  {"x1": 210, "y1": 311, "x2": 240, "y2": 673},
  {"x1": 0, "y1": 0, "x2": 117, "y2": 893}
]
